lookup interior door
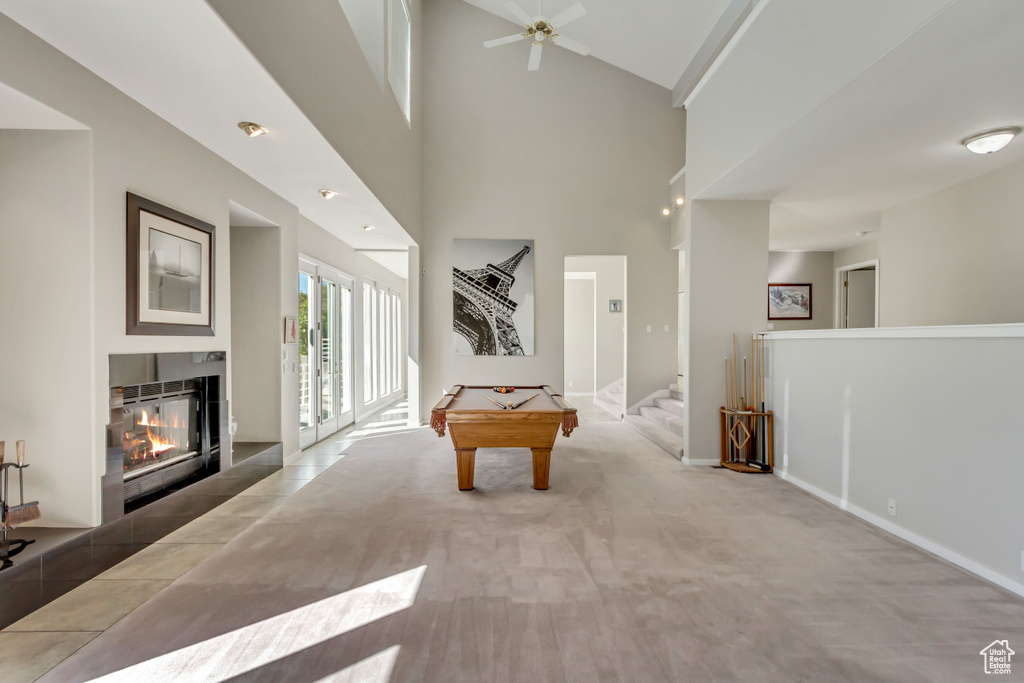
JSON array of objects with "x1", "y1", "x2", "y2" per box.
[{"x1": 845, "y1": 267, "x2": 877, "y2": 328}]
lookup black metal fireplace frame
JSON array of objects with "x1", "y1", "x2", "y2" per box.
[{"x1": 105, "y1": 352, "x2": 229, "y2": 523}]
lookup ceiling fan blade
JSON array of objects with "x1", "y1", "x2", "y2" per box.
[
  {"x1": 552, "y1": 35, "x2": 590, "y2": 56},
  {"x1": 528, "y1": 42, "x2": 543, "y2": 71},
  {"x1": 504, "y1": 1, "x2": 534, "y2": 27},
  {"x1": 484, "y1": 33, "x2": 526, "y2": 48},
  {"x1": 550, "y1": 3, "x2": 586, "y2": 28}
]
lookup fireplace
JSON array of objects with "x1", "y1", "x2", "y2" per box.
[{"x1": 105, "y1": 352, "x2": 228, "y2": 520}]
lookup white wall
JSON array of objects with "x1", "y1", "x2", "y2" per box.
[
  {"x1": 0, "y1": 15, "x2": 389, "y2": 525},
  {"x1": 769, "y1": 327, "x2": 1024, "y2": 597},
  {"x1": 420, "y1": 0, "x2": 685, "y2": 416},
  {"x1": 685, "y1": 0, "x2": 951, "y2": 198},
  {"x1": 684, "y1": 200, "x2": 769, "y2": 463},
  {"x1": 229, "y1": 225, "x2": 282, "y2": 442},
  {"x1": 767, "y1": 251, "x2": 833, "y2": 331},
  {"x1": 833, "y1": 240, "x2": 879, "y2": 270},
  {"x1": 566, "y1": 256, "x2": 626, "y2": 391},
  {"x1": 210, "y1": 0, "x2": 423, "y2": 242},
  {"x1": 0, "y1": 130, "x2": 91, "y2": 527},
  {"x1": 882, "y1": 159, "x2": 1024, "y2": 326},
  {"x1": 563, "y1": 278, "x2": 595, "y2": 394}
]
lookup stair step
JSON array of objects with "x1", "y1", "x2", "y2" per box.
[
  {"x1": 653, "y1": 397, "x2": 685, "y2": 418},
  {"x1": 670, "y1": 389, "x2": 684, "y2": 402},
  {"x1": 639, "y1": 406, "x2": 684, "y2": 437},
  {"x1": 624, "y1": 415, "x2": 684, "y2": 460},
  {"x1": 592, "y1": 393, "x2": 622, "y2": 419}
]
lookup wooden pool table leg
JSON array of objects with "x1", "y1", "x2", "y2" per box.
[
  {"x1": 456, "y1": 448, "x2": 476, "y2": 490},
  {"x1": 532, "y1": 448, "x2": 551, "y2": 490}
]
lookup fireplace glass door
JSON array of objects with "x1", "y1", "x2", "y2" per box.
[{"x1": 123, "y1": 395, "x2": 199, "y2": 479}]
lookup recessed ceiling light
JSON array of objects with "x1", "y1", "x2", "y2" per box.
[
  {"x1": 962, "y1": 127, "x2": 1020, "y2": 154},
  {"x1": 662, "y1": 208, "x2": 671, "y2": 216},
  {"x1": 318, "y1": 189, "x2": 338, "y2": 199},
  {"x1": 675, "y1": 196, "x2": 685, "y2": 206},
  {"x1": 362, "y1": 224, "x2": 376, "y2": 231},
  {"x1": 237, "y1": 121, "x2": 268, "y2": 137},
  {"x1": 856, "y1": 230, "x2": 873, "y2": 237}
]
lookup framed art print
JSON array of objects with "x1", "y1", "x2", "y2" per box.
[
  {"x1": 126, "y1": 193, "x2": 215, "y2": 336},
  {"x1": 768, "y1": 283, "x2": 812, "y2": 320}
]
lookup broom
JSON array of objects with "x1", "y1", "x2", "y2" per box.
[{"x1": 2, "y1": 441, "x2": 41, "y2": 528}]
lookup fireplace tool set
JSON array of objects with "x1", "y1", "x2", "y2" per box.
[
  {"x1": 720, "y1": 333, "x2": 774, "y2": 473},
  {"x1": 1, "y1": 440, "x2": 41, "y2": 570}
]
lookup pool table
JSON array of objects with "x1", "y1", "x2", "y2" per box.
[{"x1": 430, "y1": 385, "x2": 578, "y2": 490}]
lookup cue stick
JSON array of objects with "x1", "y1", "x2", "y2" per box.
[
  {"x1": 482, "y1": 393, "x2": 509, "y2": 409},
  {"x1": 724, "y1": 358, "x2": 733, "y2": 411},
  {"x1": 743, "y1": 357, "x2": 748, "y2": 410},
  {"x1": 732, "y1": 334, "x2": 738, "y2": 410},
  {"x1": 509, "y1": 393, "x2": 539, "y2": 409}
]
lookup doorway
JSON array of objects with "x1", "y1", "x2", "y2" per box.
[
  {"x1": 564, "y1": 256, "x2": 627, "y2": 420},
  {"x1": 835, "y1": 259, "x2": 879, "y2": 329},
  {"x1": 299, "y1": 258, "x2": 354, "y2": 447}
]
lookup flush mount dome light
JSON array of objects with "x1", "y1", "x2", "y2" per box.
[
  {"x1": 962, "y1": 127, "x2": 1020, "y2": 154},
  {"x1": 318, "y1": 189, "x2": 338, "y2": 199},
  {"x1": 237, "y1": 121, "x2": 268, "y2": 137}
]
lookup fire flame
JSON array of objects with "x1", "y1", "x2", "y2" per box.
[{"x1": 124, "y1": 408, "x2": 189, "y2": 466}]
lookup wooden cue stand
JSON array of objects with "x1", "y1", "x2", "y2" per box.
[{"x1": 719, "y1": 407, "x2": 774, "y2": 473}]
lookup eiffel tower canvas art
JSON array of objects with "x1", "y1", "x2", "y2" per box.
[{"x1": 453, "y1": 239, "x2": 535, "y2": 355}]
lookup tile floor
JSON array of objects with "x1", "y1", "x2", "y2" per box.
[{"x1": 0, "y1": 400, "x2": 409, "y2": 682}]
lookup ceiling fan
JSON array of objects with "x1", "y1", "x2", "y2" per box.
[{"x1": 483, "y1": 1, "x2": 591, "y2": 72}]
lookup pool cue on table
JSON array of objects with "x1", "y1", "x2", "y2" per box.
[{"x1": 482, "y1": 393, "x2": 509, "y2": 409}]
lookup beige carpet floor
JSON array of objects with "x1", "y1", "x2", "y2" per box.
[{"x1": 23, "y1": 420, "x2": 1024, "y2": 682}]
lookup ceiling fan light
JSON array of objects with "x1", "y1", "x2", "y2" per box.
[{"x1": 962, "y1": 127, "x2": 1020, "y2": 154}]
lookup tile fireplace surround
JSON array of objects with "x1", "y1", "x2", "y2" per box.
[{"x1": 0, "y1": 349, "x2": 283, "y2": 629}]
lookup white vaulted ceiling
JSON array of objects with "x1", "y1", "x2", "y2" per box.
[{"x1": 461, "y1": 0, "x2": 736, "y2": 89}]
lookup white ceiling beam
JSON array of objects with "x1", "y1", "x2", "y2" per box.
[{"x1": 672, "y1": 0, "x2": 761, "y2": 108}]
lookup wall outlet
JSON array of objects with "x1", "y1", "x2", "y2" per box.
[
  {"x1": 646, "y1": 325, "x2": 652, "y2": 332},
  {"x1": 887, "y1": 498, "x2": 897, "y2": 517},
  {"x1": 568, "y1": 381, "x2": 573, "y2": 388},
  {"x1": 664, "y1": 324, "x2": 670, "y2": 332}
]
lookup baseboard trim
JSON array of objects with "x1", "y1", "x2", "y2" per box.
[
  {"x1": 775, "y1": 470, "x2": 1024, "y2": 599},
  {"x1": 565, "y1": 392, "x2": 595, "y2": 397},
  {"x1": 682, "y1": 458, "x2": 718, "y2": 467}
]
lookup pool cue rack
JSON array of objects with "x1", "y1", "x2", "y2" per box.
[{"x1": 719, "y1": 333, "x2": 773, "y2": 473}]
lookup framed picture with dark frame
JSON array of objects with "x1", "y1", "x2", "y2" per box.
[
  {"x1": 126, "y1": 192, "x2": 215, "y2": 336},
  {"x1": 768, "y1": 283, "x2": 812, "y2": 320}
]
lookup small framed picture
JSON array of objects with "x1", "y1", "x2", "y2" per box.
[
  {"x1": 768, "y1": 283, "x2": 812, "y2": 320},
  {"x1": 609, "y1": 299, "x2": 623, "y2": 313},
  {"x1": 284, "y1": 316, "x2": 298, "y2": 343}
]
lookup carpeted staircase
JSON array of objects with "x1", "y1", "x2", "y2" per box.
[
  {"x1": 592, "y1": 378, "x2": 624, "y2": 419},
  {"x1": 624, "y1": 389, "x2": 685, "y2": 459}
]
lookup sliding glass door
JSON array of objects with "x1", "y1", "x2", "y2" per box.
[{"x1": 299, "y1": 259, "x2": 353, "y2": 448}]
